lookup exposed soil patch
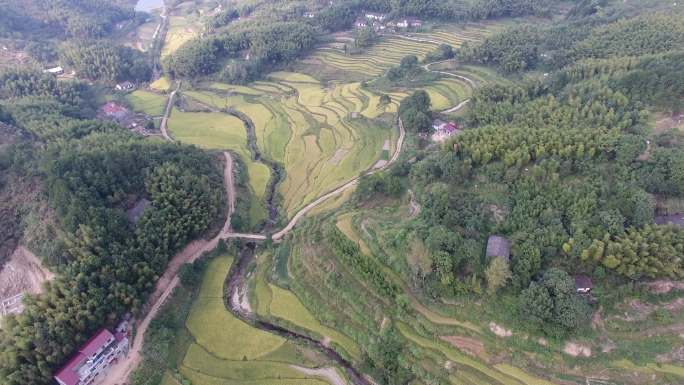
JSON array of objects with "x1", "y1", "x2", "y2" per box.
[
  {"x1": 563, "y1": 341, "x2": 592, "y2": 357},
  {"x1": 611, "y1": 298, "x2": 684, "y2": 323},
  {"x1": 408, "y1": 190, "x2": 421, "y2": 218},
  {"x1": 329, "y1": 148, "x2": 350, "y2": 165},
  {"x1": 0, "y1": 246, "x2": 54, "y2": 299},
  {"x1": 321, "y1": 336, "x2": 332, "y2": 347},
  {"x1": 656, "y1": 346, "x2": 684, "y2": 363},
  {"x1": 440, "y1": 335, "x2": 489, "y2": 361},
  {"x1": 654, "y1": 111, "x2": 684, "y2": 134},
  {"x1": 487, "y1": 204, "x2": 506, "y2": 224},
  {"x1": 489, "y1": 322, "x2": 512, "y2": 338},
  {"x1": 645, "y1": 280, "x2": 684, "y2": 294},
  {"x1": 591, "y1": 306, "x2": 605, "y2": 330}
]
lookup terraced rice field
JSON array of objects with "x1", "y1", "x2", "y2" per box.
[
  {"x1": 307, "y1": 25, "x2": 495, "y2": 79},
  {"x1": 182, "y1": 74, "x2": 397, "y2": 218},
  {"x1": 308, "y1": 36, "x2": 437, "y2": 77},
  {"x1": 423, "y1": 77, "x2": 472, "y2": 110},
  {"x1": 177, "y1": 256, "x2": 332, "y2": 385},
  {"x1": 398, "y1": 321, "x2": 558, "y2": 385}
]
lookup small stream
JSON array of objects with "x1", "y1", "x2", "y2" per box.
[
  {"x1": 225, "y1": 244, "x2": 374, "y2": 385},
  {"x1": 225, "y1": 109, "x2": 284, "y2": 230}
]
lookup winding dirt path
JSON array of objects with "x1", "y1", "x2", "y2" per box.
[
  {"x1": 424, "y1": 60, "x2": 477, "y2": 88},
  {"x1": 441, "y1": 99, "x2": 470, "y2": 114}
]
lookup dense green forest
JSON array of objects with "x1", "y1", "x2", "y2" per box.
[
  {"x1": 0, "y1": 69, "x2": 225, "y2": 385},
  {"x1": 0, "y1": 0, "x2": 152, "y2": 84},
  {"x1": 0, "y1": 0, "x2": 135, "y2": 39},
  {"x1": 460, "y1": 11, "x2": 684, "y2": 74}
]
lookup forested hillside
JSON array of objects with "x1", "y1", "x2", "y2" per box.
[
  {"x1": 0, "y1": 0, "x2": 135, "y2": 39},
  {"x1": 389, "y1": 0, "x2": 684, "y2": 335},
  {"x1": 163, "y1": 0, "x2": 563, "y2": 83},
  {"x1": 0, "y1": 69, "x2": 225, "y2": 385}
]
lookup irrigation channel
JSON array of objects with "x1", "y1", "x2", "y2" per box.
[
  {"x1": 226, "y1": 243, "x2": 374, "y2": 385},
  {"x1": 225, "y1": 108, "x2": 284, "y2": 229}
]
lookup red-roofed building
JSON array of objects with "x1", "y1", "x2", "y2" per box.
[
  {"x1": 54, "y1": 329, "x2": 129, "y2": 385},
  {"x1": 431, "y1": 120, "x2": 461, "y2": 142}
]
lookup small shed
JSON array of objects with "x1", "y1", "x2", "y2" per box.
[
  {"x1": 43, "y1": 66, "x2": 64, "y2": 75},
  {"x1": 574, "y1": 275, "x2": 593, "y2": 294},
  {"x1": 486, "y1": 235, "x2": 510, "y2": 261},
  {"x1": 116, "y1": 81, "x2": 135, "y2": 91},
  {"x1": 655, "y1": 214, "x2": 684, "y2": 228}
]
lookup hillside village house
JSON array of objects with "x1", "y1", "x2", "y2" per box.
[
  {"x1": 432, "y1": 119, "x2": 461, "y2": 142},
  {"x1": 54, "y1": 328, "x2": 129, "y2": 385},
  {"x1": 655, "y1": 213, "x2": 684, "y2": 228},
  {"x1": 365, "y1": 12, "x2": 387, "y2": 21},
  {"x1": 115, "y1": 81, "x2": 135, "y2": 91},
  {"x1": 397, "y1": 18, "x2": 423, "y2": 28},
  {"x1": 486, "y1": 235, "x2": 511, "y2": 261},
  {"x1": 43, "y1": 66, "x2": 64, "y2": 75},
  {"x1": 355, "y1": 18, "x2": 368, "y2": 28},
  {"x1": 574, "y1": 275, "x2": 593, "y2": 294}
]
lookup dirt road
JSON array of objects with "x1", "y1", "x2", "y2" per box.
[
  {"x1": 441, "y1": 99, "x2": 470, "y2": 114},
  {"x1": 159, "y1": 82, "x2": 180, "y2": 141},
  {"x1": 222, "y1": 152, "x2": 235, "y2": 233}
]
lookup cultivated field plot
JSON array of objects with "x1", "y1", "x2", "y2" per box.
[
  {"x1": 126, "y1": 90, "x2": 167, "y2": 116},
  {"x1": 182, "y1": 74, "x2": 398, "y2": 218},
  {"x1": 261, "y1": 282, "x2": 362, "y2": 360},
  {"x1": 150, "y1": 76, "x2": 172, "y2": 92},
  {"x1": 125, "y1": 17, "x2": 159, "y2": 53},
  {"x1": 161, "y1": 16, "x2": 197, "y2": 58},
  {"x1": 179, "y1": 255, "x2": 332, "y2": 385},
  {"x1": 424, "y1": 77, "x2": 472, "y2": 111}
]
